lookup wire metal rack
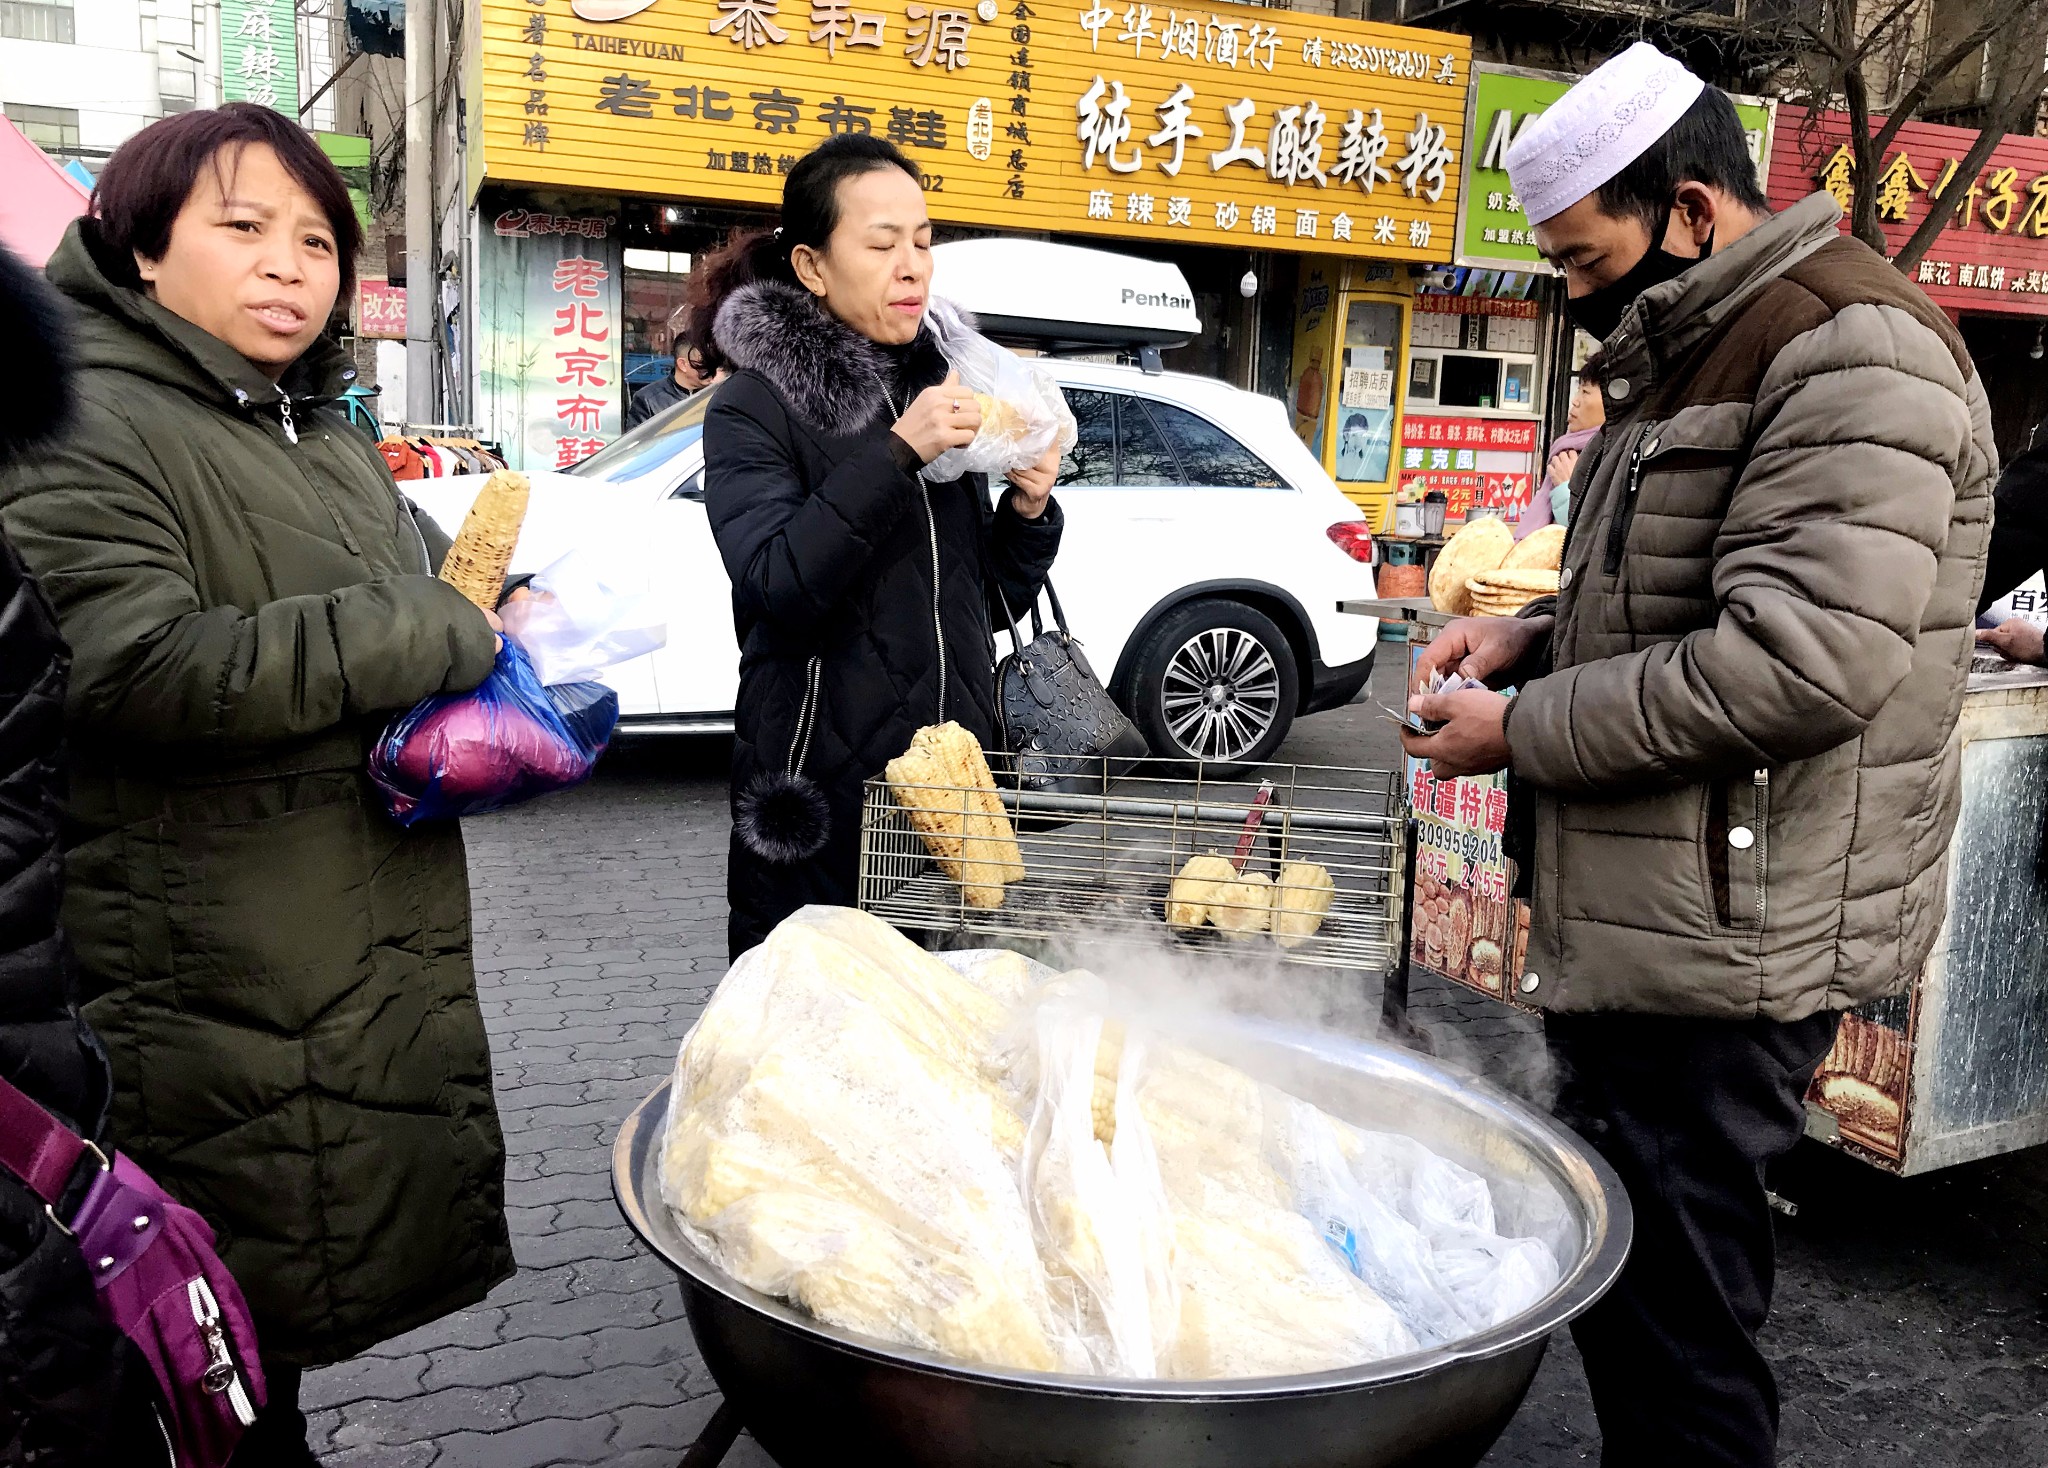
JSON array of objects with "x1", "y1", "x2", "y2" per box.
[{"x1": 858, "y1": 759, "x2": 1407, "y2": 973}]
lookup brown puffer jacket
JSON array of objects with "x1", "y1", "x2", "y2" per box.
[{"x1": 1506, "y1": 192, "x2": 1995, "y2": 1021}]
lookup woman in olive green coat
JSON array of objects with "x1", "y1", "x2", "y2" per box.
[{"x1": 0, "y1": 107, "x2": 513, "y2": 1456}]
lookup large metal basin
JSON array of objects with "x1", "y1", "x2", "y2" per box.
[{"x1": 613, "y1": 1017, "x2": 1630, "y2": 1468}]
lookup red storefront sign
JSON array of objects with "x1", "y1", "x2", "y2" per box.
[
  {"x1": 1399, "y1": 415, "x2": 1538, "y2": 519},
  {"x1": 1412, "y1": 295, "x2": 1542, "y2": 318},
  {"x1": 356, "y1": 279, "x2": 406, "y2": 340},
  {"x1": 1768, "y1": 105, "x2": 2048, "y2": 318},
  {"x1": 1401, "y1": 415, "x2": 1539, "y2": 452}
]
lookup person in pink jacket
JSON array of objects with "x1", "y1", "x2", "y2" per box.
[{"x1": 1516, "y1": 350, "x2": 1608, "y2": 538}]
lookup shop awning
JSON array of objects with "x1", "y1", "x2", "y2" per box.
[{"x1": 0, "y1": 116, "x2": 90, "y2": 268}]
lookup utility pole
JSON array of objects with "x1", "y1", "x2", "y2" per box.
[{"x1": 403, "y1": 0, "x2": 435, "y2": 426}]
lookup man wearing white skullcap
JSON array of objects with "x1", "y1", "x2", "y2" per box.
[{"x1": 1402, "y1": 40, "x2": 1995, "y2": 1468}]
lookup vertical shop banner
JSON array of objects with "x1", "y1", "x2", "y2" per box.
[
  {"x1": 1405, "y1": 643, "x2": 1529, "y2": 1008},
  {"x1": 1456, "y1": 65, "x2": 1773, "y2": 272},
  {"x1": 478, "y1": 0, "x2": 1471, "y2": 261},
  {"x1": 477, "y1": 203, "x2": 624, "y2": 470},
  {"x1": 221, "y1": 0, "x2": 301, "y2": 112}
]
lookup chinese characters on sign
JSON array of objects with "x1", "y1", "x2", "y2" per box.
[
  {"x1": 1769, "y1": 105, "x2": 2048, "y2": 318},
  {"x1": 356, "y1": 279, "x2": 407, "y2": 340},
  {"x1": 220, "y1": 0, "x2": 301, "y2": 112},
  {"x1": 477, "y1": 208, "x2": 624, "y2": 471},
  {"x1": 1398, "y1": 414, "x2": 1536, "y2": 520},
  {"x1": 1456, "y1": 65, "x2": 1773, "y2": 271},
  {"x1": 482, "y1": 0, "x2": 1469, "y2": 259},
  {"x1": 1405, "y1": 681, "x2": 1528, "y2": 1008}
]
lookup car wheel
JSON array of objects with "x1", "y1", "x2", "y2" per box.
[{"x1": 1130, "y1": 599, "x2": 1299, "y2": 769}]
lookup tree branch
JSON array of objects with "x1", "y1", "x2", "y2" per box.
[{"x1": 1893, "y1": 63, "x2": 2048, "y2": 271}]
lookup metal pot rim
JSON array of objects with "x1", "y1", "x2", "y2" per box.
[{"x1": 615, "y1": 1019, "x2": 1632, "y2": 1399}]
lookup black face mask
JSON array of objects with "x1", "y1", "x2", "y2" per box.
[{"x1": 1565, "y1": 214, "x2": 1712, "y2": 342}]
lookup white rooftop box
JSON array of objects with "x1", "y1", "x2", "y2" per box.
[{"x1": 932, "y1": 238, "x2": 1202, "y2": 353}]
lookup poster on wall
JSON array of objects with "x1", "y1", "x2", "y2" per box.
[
  {"x1": 1291, "y1": 268, "x2": 1337, "y2": 458},
  {"x1": 1398, "y1": 414, "x2": 1537, "y2": 521},
  {"x1": 476, "y1": 200, "x2": 624, "y2": 471}
]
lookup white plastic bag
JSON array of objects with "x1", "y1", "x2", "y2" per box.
[
  {"x1": 1281, "y1": 1114, "x2": 1561, "y2": 1347},
  {"x1": 1020, "y1": 999, "x2": 1177, "y2": 1376},
  {"x1": 498, "y1": 546, "x2": 667, "y2": 687},
  {"x1": 921, "y1": 309, "x2": 1078, "y2": 483}
]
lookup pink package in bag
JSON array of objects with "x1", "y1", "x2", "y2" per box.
[{"x1": 0, "y1": 1074, "x2": 264, "y2": 1466}]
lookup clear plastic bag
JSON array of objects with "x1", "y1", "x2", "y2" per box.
[
  {"x1": 497, "y1": 547, "x2": 667, "y2": 687},
  {"x1": 369, "y1": 639, "x2": 617, "y2": 826},
  {"x1": 1019, "y1": 995, "x2": 1177, "y2": 1377},
  {"x1": 1280, "y1": 1113, "x2": 1561, "y2": 1347},
  {"x1": 921, "y1": 310, "x2": 1078, "y2": 483},
  {"x1": 658, "y1": 909, "x2": 1091, "y2": 1375},
  {"x1": 658, "y1": 913, "x2": 1559, "y2": 1380}
]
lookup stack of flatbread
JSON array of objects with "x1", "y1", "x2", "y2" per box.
[{"x1": 1428, "y1": 521, "x2": 1564, "y2": 617}]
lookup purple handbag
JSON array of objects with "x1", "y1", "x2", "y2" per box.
[{"x1": 0, "y1": 1073, "x2": 264, "y2": 1468}]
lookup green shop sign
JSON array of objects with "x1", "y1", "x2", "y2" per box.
[
  {"x1": 220, "y1": 0, "x2": 299, "y2": 112},
  {"x1": 1456, "y1": 64, "x2": 1775, "y2": 271}
]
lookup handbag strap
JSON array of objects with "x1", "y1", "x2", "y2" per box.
[
  {"x1": 0, "y1": 1071, "x2": 91, "y2": 1208},
  {"x1": 993, "y1": 578, "x2": 1058, "y2": 653}
]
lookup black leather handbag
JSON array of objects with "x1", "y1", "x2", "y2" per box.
[{"x1": 994, "y1": 580, "x2": 1149, "y2": 794}]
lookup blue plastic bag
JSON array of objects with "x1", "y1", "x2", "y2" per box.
[{"x1": 371, "y1": 639, "x2": 619, "y2": 826}]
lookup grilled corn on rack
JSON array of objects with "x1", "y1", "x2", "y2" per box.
[{"x1": 860, "y1": 758, "x2": 1404, "y2": 973}]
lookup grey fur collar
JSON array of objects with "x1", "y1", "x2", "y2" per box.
[{"x1": 712, "y1": 279, "x2": 972, "y2": 438}]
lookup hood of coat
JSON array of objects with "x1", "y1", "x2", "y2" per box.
[
  {"x1": 1601, "y1": 191, "x2": 1843, "y2": 401},
  {"x1": 0, "y1": 240, "x2": 74, "y2": 465},
  {"x1": 713, "y1": 279, "x2": 974, "y2": 439},
  {"x1": 41, "y1": 217, "x2": 357, "y2": 416}
]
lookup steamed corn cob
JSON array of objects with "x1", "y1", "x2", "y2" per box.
[
  {"x1": 1271, "y1": 862, "x2": 1336, "y2": 949},
  {"x1": 885, "y1": 724, "x2": 1023, "y2": 908},
  {"x1": 922, "y1": 723, "x2": 1026, "y2": 883},
  {"x1": 1209, "y1": 871, "x2": 1274, "y2": 937},
  {"x1": 1166, "y1": 854, "x2": 1236, "y2": 928},
  {"x1": 437, "y1": 469, "x2": 529, "y2": 611}
]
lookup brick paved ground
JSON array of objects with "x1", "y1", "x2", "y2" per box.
[{"x1": 304, "y1": 656, "x2": 2048, "y2": 1465}]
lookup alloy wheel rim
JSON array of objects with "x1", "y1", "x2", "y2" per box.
[{"x1": 1161, "y1": 627, "x2": 1281, "y2": 762}]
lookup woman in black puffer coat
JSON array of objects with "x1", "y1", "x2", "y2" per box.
[
  {"x1": 0, "y1": 243, "x2": 162, "y2": 1464},
  {"x1": 692, "y1": 136, "x2": 1062, "y2": 959}
]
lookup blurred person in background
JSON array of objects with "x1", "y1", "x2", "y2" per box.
[
  {"x1": 0, "y1": 240, "x2": 167, "y2": 1465},
  {"x1": 1516, "y1": 349, "x2": 1607, "y2": 538},
  {"x1": 0, "y1": 104, "x2": 516, "y2": 1465},
  {"x1": 627, "y1": 320, "x2": 716, "y2": 428},
  {"x1": 1972, "y1": 409, "x2": 2048, "y2": 663},
  {"x1": 693, "y1": 134, "x2": 1062, "y2": 960}
]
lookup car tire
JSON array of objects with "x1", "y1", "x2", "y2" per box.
[{"x1": 1129, "y1": 599, "x2": 1299, "y2": 770}]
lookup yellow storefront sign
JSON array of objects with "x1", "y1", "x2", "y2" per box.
[{"x1": 480, "y1": 0, "x2": 1470, "y2": 260}]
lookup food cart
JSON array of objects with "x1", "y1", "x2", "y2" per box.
[{"x1": 1346, "y1": 595, "x2": 2048, "y2": 1175}]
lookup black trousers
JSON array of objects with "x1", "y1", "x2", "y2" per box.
[
  {"x1": 1545, "y1": 1009, "x2": 1841, "y2": 1468},
  {"x1": 227, "y1": 1360, "x2": 313, "y2": 1467}
]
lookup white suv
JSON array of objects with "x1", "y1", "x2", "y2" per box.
[{"x1": 407, "y1": 363, "x2": 1380, "y2": 767}]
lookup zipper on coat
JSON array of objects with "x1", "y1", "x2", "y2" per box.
[
  {"x1": 188, "y1": 1277, "x2": 258, "y2": 1427},
  {"x1": 1724, "y1": 768, "x2": 1769, "y2": 931},
  {"x1": 276, "y1": 389, "x2": 299, "y2": 445},
  {"x1": 1603, "y1": 422, "x2": 1656, "y2": 576},
  {"x1": 922, "y1": 482, "x2": 947, "y2": 721},
  {"x1": 1751, "y1": 768, "x2": 1769, "y2": 929}
]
